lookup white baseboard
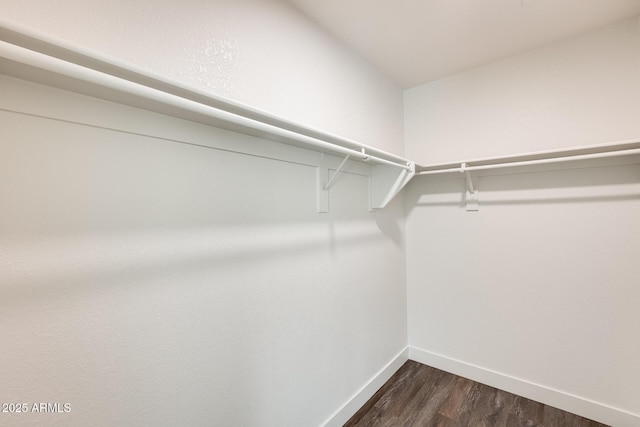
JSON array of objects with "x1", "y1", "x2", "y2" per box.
[
  {"x1": 322, "y1": 346, "x2": 409, "y2": 427},
  {"x1": 409, "y1": 346, "x2": 640, "y2": 427}
]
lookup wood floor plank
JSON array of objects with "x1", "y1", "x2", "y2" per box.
[
  {"x1": 437, "y1": 376, "x2": 476, "y2": 421},
  {"x1": 406, "y1": 369, "x2": 459, "y2": 426},
  {"x1": 345, "y1": 361, "x2": 609, "y2": 427},
  {"x1": 425, "y1": 413, "x2": 460, "y2": 427}
]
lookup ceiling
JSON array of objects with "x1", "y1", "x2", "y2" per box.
[{"x1": 288, "y1": 0, "x2": 640, "y2": 88}]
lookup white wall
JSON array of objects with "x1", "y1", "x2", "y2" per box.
[
  {"x1": 405, "y1": 18, "x2": 640, "y2": 425},
  {"x1": 405, "y1": 17, "x2": 640, "y2": 164},
  {"x1": 0, "y1": 1, "x2": 407, "y2": 426}
]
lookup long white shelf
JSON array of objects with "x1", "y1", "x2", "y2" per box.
[
  {"x1": 0, "y1": 19, "x2": 420, "y2": 212},
  {"x1": 0, "y1": 19, "x2": 412, "y2": 171}
]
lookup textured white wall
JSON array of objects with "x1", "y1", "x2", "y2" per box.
[
  {"x1": 404, "y1": 18, "x2": 640, "y2": 424},
  {"x1": 405, "y1": 17, "x2": 640, "y2": 165},
  {"x1": 0, "y1": 1, "x2": 406, "y2": 426}
]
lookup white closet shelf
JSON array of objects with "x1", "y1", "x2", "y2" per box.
[
  {"x1": 0, "y1": 19, "x2": 415, "y2": 212},
  {"x1": 0, "y1": 20, "x2": 411, "y2": 170},
  {"x1": 417, "y1": 139, "x2": 640, "y2": 175},
  {"x1": 417, "y1": 139, "x2": 640, "y2": 211}
]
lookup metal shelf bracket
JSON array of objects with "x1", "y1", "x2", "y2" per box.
[
  {"x1": 461, "y1": 163, "x2": 479, "y2": 211},
  {"x1": 317, "y1": 154, "x2": 353, "y2": 213},
  {"x1": 323, "y1": 155, "x2": 350, "y2": 191}
]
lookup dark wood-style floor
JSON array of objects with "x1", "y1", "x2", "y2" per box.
[{"x1": 344, "y1": 361, "x2": 608, "y2": 427}]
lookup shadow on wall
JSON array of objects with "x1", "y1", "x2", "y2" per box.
[
  {"x1": 405, "y1": 157, "x2": 640, "y2": 212},
  {"x1": 0, "y1": 219, "x2": 390, "y2": 308},
  {"x1": 374, "y1": 194, "x2": 405, "y2": 249}
]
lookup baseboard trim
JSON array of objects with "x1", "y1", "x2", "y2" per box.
[
  {"x1": 322, "y1": 346, "x2": 409, "y2": 427},
  {"x1": 409, "y1": 346, "x2": 640, "y2": 427}
]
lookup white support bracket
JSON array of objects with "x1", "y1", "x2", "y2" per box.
[
  {"x1": 317, "y1": 159, "x2": 329, "y2": 213},
  {"x1": 317, "y1": 154, "x2": 352, "y2": 213},
  {"x1": 460, "y1": 162, "x2": 479, "y2": 211},
  {"x1": 369, "y1": 161, "x2": 416, "y2": 210},
  {"x1": 318, "y1": 151, "x2": 415, "y2": 213},
  {"x1": 323, "y1": 155, "x2": 350, "y2": 191}
]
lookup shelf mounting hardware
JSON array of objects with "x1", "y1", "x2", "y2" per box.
[
  {"x1": 461, "y1": 163, "x2": 479, "y2": 211},
  {"x1": 323, "y1": 155, "x2": 350, "y2": 191}
]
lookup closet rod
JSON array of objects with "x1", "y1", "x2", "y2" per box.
[
  {"x1": 0, "y1": 20, "x2": 412, "y2": 171},
  {"x1": 418, "y1": 141, "x2": 640, "y2": 175}
]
